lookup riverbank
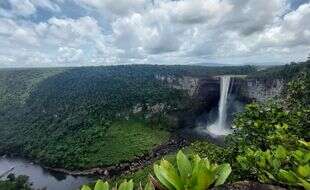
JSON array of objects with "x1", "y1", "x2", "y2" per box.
[
  {"x1": 44, "y1": 137, "x2": 189, "y2": 178},
  {"x1": 0, "y1": 137, "x2": 188, "y2": 189}
]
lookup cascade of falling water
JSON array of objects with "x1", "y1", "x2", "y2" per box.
[{"x1": 207, "y1": 76, "x2": 232, "y2": 136}]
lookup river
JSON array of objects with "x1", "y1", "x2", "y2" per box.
[{"x1": 0, "y1": 157, "x2": 94, "y2": 190}]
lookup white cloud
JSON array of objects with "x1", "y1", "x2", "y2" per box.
[
  {"x1": 255, "y1": 3, "x2": 310, "y2": 52},
  {"x1": 0, "y1": 16, "x2": 119, "y2": 67},
  {"x1": 57, "y1": 47, "x2": 83, "y2": 63},
  {"x1": 75, "y1": 0, "x2": 145, "y2": 16},
  {"x1": 221, "y1": 0, "x2": 288, "y2": 36},
  {"x1": 1, "y1": 0, "x2": 61, "y2": 18},
  {"x1": 44, "y1": 16, "x2": 103, "y2": 45},
  {"x1": 10, "y1": 27, "x2": 39, "y2": 46},
  {"x1": 31, "y1": 0, "x2": 61, "y2": 12},
  {"x1": 0, "y1": 18, "x2": 18, "y2": 34},
  {"x1": 168, "y1": 0, "x2": 233, "y2": 24},
  {"x1": 9, "y1": 0, "x2": 36, "y2": 17},
  {"x1": 0, "y1": 0, "x2": 309, "y2": 67}
]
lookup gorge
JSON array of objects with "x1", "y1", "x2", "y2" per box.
[
  {"x1": 206, "y1": 76, "x2": 233, "y2": 137},
  {"x1": 1, "y1": 63, "x2": 307, "y2": 190}
]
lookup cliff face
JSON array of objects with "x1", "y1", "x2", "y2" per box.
[
  {"x1": 146, "y1": 75, "x2": 284, "y2": 129},
  {"x1": 155, "y1": 75, "x2": 200, "y2": 97},
  {"x1": 175, "y1": 76, "x2": 284, "y2": 103},
  {"x1": 153, "y1": 75, "x2": 284, "y2": 117},
  {"x1": 244, "y1": 79, "x2": 284, "y2": 102}
]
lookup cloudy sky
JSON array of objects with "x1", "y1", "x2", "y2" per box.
[{"x1": 0, "y1": 0, "x2": 309, "y2": 67}]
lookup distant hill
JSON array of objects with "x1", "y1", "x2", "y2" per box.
[
  {"x1": 242, "y1": 61, "x2": 286, "y2": 66},
  {"x1": 193, "y1": 62, "x2": 231, "y2": 67}
]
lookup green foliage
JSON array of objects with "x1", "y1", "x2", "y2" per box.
[
  {"x1": 0, "y1": 68, "x2": 64, "y2": 114},
  {"x1": 188, "y1": 141, "x2": 232, "y2": 164},
  {"x1": 0, "y1": 174, "x2": 33, "y2": 190},
  {"x1": 231, "y1": 103, "x2": 297, "y2": 148},
  {"x1": 82, "y1": 151, "x2": 231, "y2": 190},
  {"x1": 81, "y1": 179, "x2": 154, "y2": 190},
  {"x1": 112, "y1": 152, "x2": 177, "y2": 187},
  {"x1": 237, "y1": 141, "x2": 310, "y2": 189},
  {"x1": 30, "y1": 119, "x2": 169, "y2": 169},
  {"x1": 153, "y1": 150, "x2": 231, "y2": 190},
  {"x1": 224, "y1": 64, "x2": 310, "y2": 188},
  {"x1": 249, "y1": 62, "x2": 310, "y2": 80}
]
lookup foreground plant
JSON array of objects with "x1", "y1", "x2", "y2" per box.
[
  {"x1": 153, "y1": 150, "x2": 232, "y2": 190},
  {"x1": 237, "y1": 141, "x2": 310, "y2": 190},
  {"x1": 81, "y1": 179, "x2": 155, "y2": 190}
]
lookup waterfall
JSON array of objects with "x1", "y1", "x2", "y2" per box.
[{"x1": 207, "y1": 76, "x2": 232, "y2": 136}]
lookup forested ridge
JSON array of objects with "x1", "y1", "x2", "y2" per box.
[
  {"x1": 0, "y1": 62, "x2": 309, "y2": 190},
  {"x1": 0, "y1": 65, "x2": 254, "y2": 169}
]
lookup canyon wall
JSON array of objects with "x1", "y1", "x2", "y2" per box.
[
  {"x1": 244, "y1": 79, "x2": 284, "y2": 102},
  {"x1": 169, "y1": 76, "x2": 284, "y2": 102}
]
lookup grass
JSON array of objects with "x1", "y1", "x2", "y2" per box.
[{"x1": 82, "y1": 119, "x2": 170, "y2": 168}]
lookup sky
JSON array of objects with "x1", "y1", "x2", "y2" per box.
[{"x1": 0, "y1": 0, "x2": 309, "y2": 67}]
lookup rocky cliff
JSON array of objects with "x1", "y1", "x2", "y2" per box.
[
  {"x1": 168, "y1": 76, "x2": 284, "y2": 103},
  {"x1": 244, "y1": 79, "x2": 284, "y2": 102}
]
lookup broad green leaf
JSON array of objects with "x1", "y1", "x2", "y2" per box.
[
  {"x1": 193, "y1": 161, "x2": 214, "y2": 190},
  {"x1": 278, "y1": 170, "x2": 299, "y2": 184},
  {"x1": 262, "y1": 170, "x2": 276, "y2": 182},
  {"x1": 203, "y1": 158, "x2": 210, "y2": 170},
  {"x1": 271, "y1": 159, "x2": 281, "y2": 169},
  {"x1": 95, "y1": 180, "x2": 109, "y2": 190},
  {"x1": 297, "y1": 165, "x2": 310, "y2": 178},
  {"x1": 214, "y1": 164, "x2": 232, "y2": 186},
  {"x1": 298, "y1": 140, "x2": 310, "y2": 148},
  {"x1": 118, "y1": 180, "x2": 134, "y2": 190},
  {"x1": 275, "y1": 145, "x2": 287, "y2": 159},
  {"x1": 257, "y1": 157, "x2": 266, "y2": 168},
  {"x1": 144, "y1": 181, "x2": 155, "y2": 190},
  {"x1": 297, "y1": 177, "x2": 310, "y2": 190},
  {"x1": 154, "y1": 164, "x2": 175, "y2": 190},
  {"x1": 293, "y1": 150, "x2": 304, "y2": 163},
  {"x1": 304, "y1": 152, "x2": 310, "y2": 163},
  {"x1": 81, "y1": 185, "x2": 92, "y2": 190},
  {"x1": 177, "y1": 150, "x2": 192, "y2": 180},
  {"x1": 190, "y1": 155, "x2": 202, "y2": 188},
  {"x1": 159, "y1": 160, "x2": 183, "y2": 190}
]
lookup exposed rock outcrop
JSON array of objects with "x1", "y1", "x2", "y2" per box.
[
  {"x1": 172, "y1": 77, "x2": 199, "y2": 96},
  {"x1": 155, "y1": 75, "x2": 199, "y2": 97},
  {"x1": 245, "y1": 79, "x2": 284, "y2": 102}
]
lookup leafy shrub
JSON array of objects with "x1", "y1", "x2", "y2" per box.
[
  {"x1": 229, "y1": 103, "x2": 302, "y2": 150},
  {"x1": 0, "y1": 174, "x2": 33, "y2": 190},
  {"x1": 81, "y1": 179, "x2": 153, "y2": 190},
  {"x1": 153, "y1": 150, "x2": 231, "y2": 190},
  {"x1": 237, "y1": 141, "x2": 310, "y2": 189},
  {"x1": 188, "y1": 141, "x2": 231, "y2": 164}
]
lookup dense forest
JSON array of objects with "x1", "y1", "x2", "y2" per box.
[
  {"x1": 0, "y1": 65, "x2": 254, "y2": 169},
  {"x1": 0, "y1": 61, "x2": 309, "y2": 190},
  {"x1": 0, "y1": 174, "x2": 34, "y2": 190}
]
